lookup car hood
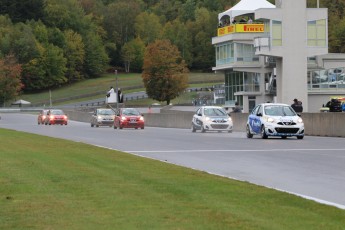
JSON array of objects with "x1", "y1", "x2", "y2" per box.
[{"x1": 268, "y1": 116, "x2": 302, "y2": 123}]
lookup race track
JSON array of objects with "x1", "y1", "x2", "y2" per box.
[{"x1": 1, "y1": 113, "x2": 345, "y2": 209}]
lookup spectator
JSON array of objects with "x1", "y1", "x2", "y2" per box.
[
  {"x1": 327, "y1": 98, "x2": 342, "y2": 112},
  {"x1": 106, "y1": 86, "x2": 117, "y2": 104},
  {"x1": 248, "y1": 17, "x2": 253, "y2": 24},
  {"x1": 291, "y1": 98, "x2": 303, "y2": 113},
  {"x1": 107, "y1": 86, "x2": 114, "y2": 97},
  {"x1": 232, "y1": 102, "x2": 242, "y2": 113},
  {"x1": 117, "y1": 88, "x2": 124, "y2": 103}
]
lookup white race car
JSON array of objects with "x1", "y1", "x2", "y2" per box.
[
  {"x1": 191, "y1": 106, "x2": 233, "y2": 133},
  {"x1": 246, "y1": 103, "x2": 304, "y2": 139}
]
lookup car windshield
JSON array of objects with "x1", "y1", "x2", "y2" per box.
[
  {"x1": 122, "y1": 108, "x2": 140, "y2": 116},
  {"x1": 51, "y1": 110, "x2": 64, "y2": 115},
  {"x1": 98, "y1": 109, "x2": 114, "y2": 115},
  {"x1": 264, "y1": 105, "x2": 296, "y2": 116},
  {"x1": 204, "y1": 108, "x2": 227, "y2": 116}
]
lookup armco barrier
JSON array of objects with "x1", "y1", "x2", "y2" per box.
[{"x1": 46, "y1": 109, "x2": 345, "y2": 137}]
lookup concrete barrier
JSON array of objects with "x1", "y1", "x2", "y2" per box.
[
  {"x1": 301, "y1": 113, "x2": 345, "y2": 137},
  {"x1": 2, "y1": 108, "x2": 345, "y2": 137},
  {"x1": 143, "y1": 111, "x2": 345, "y2": 137},
  {"x1": 65, "y1": 110, "x2": 93, "y2": 123}
]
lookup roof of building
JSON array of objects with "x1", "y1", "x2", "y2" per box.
[{"x1": 218, "y1": 0, "x2": 275, "y2": 21}]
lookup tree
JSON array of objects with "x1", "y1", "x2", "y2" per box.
[
  {"x1": 135, "y1": 12, "x2": 162, "y2": 45},
  {"x1": 179, "y1": 0, "x2": 197, "y2": 22},
  {"x1": 162, "y1": 19, "x2": 193, "y2": 67},
  {"x1": 0, "y1": 0, "x2": 45, "y2": 23},
  {"x1": 121, "y1": 37, "x2": 145, "y2": 73},
  {"x1": 21, "y1": 43, "x2": 67, "y2": 91},
  {"x1": 142, "y1": 39, "x2": 189, "y2": 105},
  {"x1": 63, "y1": 29, "x2": 85, "y2": 82},
  {"x1": 0, "y1": 54, "x2": 23, "y2": 106},
  {"x1": 83, "y1": 32, "x2": 109, "y2": 78},
  {"x1": 187, "y1": 7, "x2": 217, "y2": 70},
  {"x1": 102, "y1": 0, "x2": 141, "y2": 66}
]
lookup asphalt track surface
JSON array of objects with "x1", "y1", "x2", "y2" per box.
[{"x1": 1, "y1": 113, "x2": 345, "y2": 210}]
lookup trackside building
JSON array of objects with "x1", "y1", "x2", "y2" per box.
[{"x1": 212, "y1": 0, "x2": 345, "y2": 112}]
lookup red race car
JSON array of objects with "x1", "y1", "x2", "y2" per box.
[
  {"x1": 114, "y1": 108, "x2": 144, "y2": 129},
  {"x1": 44, "y1": 109, "x2": 68, "y2": 125},
  {"x1": 37, "y1": 109, "x2": 49, "y2": 125}
]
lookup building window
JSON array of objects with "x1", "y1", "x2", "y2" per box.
[
  {"x1": 216, "y1": 43, "x2": 235, "y2": 65},
  {"x1": 272, "y1": 20, "x2": 282, "y2": 46},
  {"x1": 307, "y1": 19, "x2": 326, "y2": 47},
  {"x1": 308, "y1": 67, "x2": 345, "y2": 90},
  {"x1": 216, "y1": 42, "x2": 258, "y2": 66},
  {"x1": 225, "y1": 71, "x2": 260, "y2": 104},
  {"x1": 236, "y1": 43, "x2": 259, "y2": 63}
]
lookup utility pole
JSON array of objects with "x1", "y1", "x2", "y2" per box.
[
  {"x1": 115, "y1": 69, "x2": 118, "y2": 109},
  {"x1": 49, "y1": 89, "x2": 52, "y2": 107}
]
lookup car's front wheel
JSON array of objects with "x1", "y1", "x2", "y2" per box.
[
  {"x1": 260, "y1": 125, "x2": 268, "y2": 139},
  {"x1": 201, "y1": 125, "x2": 206, "y2": 133},
  {"x1": 297, "y1": 136, "x2": 304, "y2": 139},
  {"x1": 246, "y1": 125, "x2": 253, "y2": 138},
  {"x1": 191, "y1": 124, "x2": 196, "y2": 132}
]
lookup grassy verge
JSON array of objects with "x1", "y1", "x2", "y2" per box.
[
  {"x1": 1, "y1": 128, "x2": 344, "y2": 229},
  {"x1": 19, "y1": 72, "x2": 224, "y2": 106}
]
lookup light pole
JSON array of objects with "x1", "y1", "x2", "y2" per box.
[
  {"x1": 49, "y1": 89, "x2": 52, "y2": 107},
  {"x1": 115, "y1": 69, "x2": 118, "y2": 109}
]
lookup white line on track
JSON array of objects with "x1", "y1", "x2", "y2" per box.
[
  {"x1": 91, "y1": 144, "x2": 345, "y2": 210},
  {"x1": 126, "y1": 149, "x2": 345, "y2": 153}
]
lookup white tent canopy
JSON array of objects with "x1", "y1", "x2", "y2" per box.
[
  {"x1": 218, "y1": 0, "x2": 275, "y2": 21},
  {"x1": 11, "y1": 99, "x2": 31, "y2": 106}
]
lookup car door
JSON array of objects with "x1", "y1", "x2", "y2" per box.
[
  {"x1": 91, "y1": 110, "x2": 97, "y2": 125},
  {"x1": 192, "y1": 108, "x2": 203, "y2": 129},
  {"x1": 248, "y1": 105, "x2": 262, "y2": 134}
]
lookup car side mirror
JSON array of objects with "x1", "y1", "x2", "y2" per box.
[
  {"x1": 257, "y1": 113, "x2": 262, "y2": 117},
  {"x1": 197, "y1": 113, "x2": 202, "y2": 116}
]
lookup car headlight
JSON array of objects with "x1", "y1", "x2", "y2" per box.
[
  {"x1": 297, "y1": 117, "x2": 303, "y2": 123},
  {"x1": 264, "y1": 116, "x2": 275, "y2": 123},
  {"x1": 97, "y1": 115, "x2": 102, "y2": 119},
  {"x1": 228, "y1": 117, "x2": 232, "y2": 122},
  {"x1": 205, "y1": 117, "x2": 211, "y2": 121}
]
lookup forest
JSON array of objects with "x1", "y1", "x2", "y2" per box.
[{"x1": 0, "y1": 0, "x2": 344, "y2": 96}]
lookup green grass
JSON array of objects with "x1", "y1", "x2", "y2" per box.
[
  {"x1": 1, "y1": 128, "x2": 344, "y2": 229},
  {"x1": 19, "y1": 72, "x2": 224, "y2": 106}
]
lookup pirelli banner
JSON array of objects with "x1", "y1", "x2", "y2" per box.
[{"x1": 218, "y1": 24, "x2": 264, "y2": 36}]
